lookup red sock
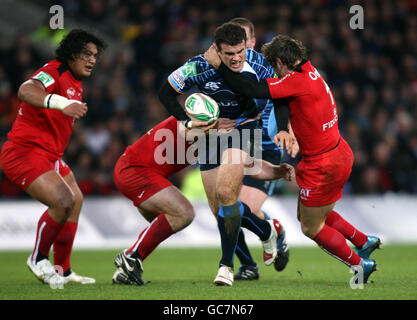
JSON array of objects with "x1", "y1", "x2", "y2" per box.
[
  {"x1": 31, "y1": 210, "x2": 65, "y2": 264},
  {"x1": 53, "y1": 221, "x2": 78, "y2": 273},
  {"x1": 325, "y1": 211, "x2": 368, "y2": 247},
  {"x1": 313, "y1": 224, "x2": 361, "y2": 266},
  {"x1": 126, "y1": 214, "x2": 174, "y2": 260}
]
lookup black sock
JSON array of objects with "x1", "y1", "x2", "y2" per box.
[
  {"x1": 239, "y1": 201, "x2": 271, "y2": 241},
  {"x1": 235, "y1": 229, "x2": 257, "y2": 267},
  {"x1": 35, "y1": 252, "x2": 49, "y2": 263},
  {"x1": 218, "y1": 204, "x2": 242, "y2": 268},
  {"x1": 129, "y1": 250, "x2": 143, "y2": 260},
  {"x1": 63, "y1": 268, "x2": 72, "y2": 277}
]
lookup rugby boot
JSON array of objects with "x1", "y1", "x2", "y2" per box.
[
  {"x1": 274, "y1": 224, "x2": 290, "y2": 271},
  {"x1": 214, "y1": 265, "x2": 234, "y2": 286},
  {"x1": 234, "y1": 264, "x2": 260, "y2": 281},
  {"x1": 114, "y1": 250, "x2": 147, "y2": 286},
  {"x1": 356, "y1": 236, "x2": 381, "y2": 259}
]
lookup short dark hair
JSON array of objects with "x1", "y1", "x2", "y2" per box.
[
  {"x1": 261, "y1": 35, "x2": 307, "y2": 70},
  {"x1": 214, "y1": 22, "x2": 246, "y2": 49},
  {"x1": 230, "y1": 17, "x2": 255, "y2": 38},
  {"x1": 55, "y1": 29, "x2": 106, "y2": 63}
]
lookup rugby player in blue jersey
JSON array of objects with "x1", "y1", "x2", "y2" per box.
[
  {"x1": 159, "y1": 22, "x2": 294, "y2": 286},
  {"x1": 229, "y1": 18, "x2": 299, "y2": 281}
]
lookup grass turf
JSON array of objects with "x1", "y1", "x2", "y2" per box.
[{"x1": 0, "y1": 245, "x2": 416, "y2": 300}]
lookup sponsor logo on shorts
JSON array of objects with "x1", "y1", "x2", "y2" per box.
[
  {"x1": 299, "y1": 188, "x2": 311, "y2": 200},
  {"x1": 138, "y1": 191, "x2": 145, "y2": 199}
]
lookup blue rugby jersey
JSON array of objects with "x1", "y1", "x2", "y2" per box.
[{"x1": 167, "y1": 49, "x2": 281, "y2": 152}]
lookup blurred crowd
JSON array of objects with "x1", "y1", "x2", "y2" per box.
[{"x1": 0, "y1": 0, "x2": 416, "y2": 198}]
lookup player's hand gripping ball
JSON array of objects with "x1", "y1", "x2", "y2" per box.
[{"x1": 185, "y1": 93, "x2": 219, "y2": 124}]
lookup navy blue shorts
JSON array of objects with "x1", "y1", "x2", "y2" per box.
[{"x1": 199, "y1": 120, "x2": 262, "y2": 172}]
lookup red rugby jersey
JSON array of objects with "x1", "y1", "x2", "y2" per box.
[
  {"x1": 267, "y1": 61, "x2": 340, "y2": 156},
  {"x1": 125, "y1": 116, "x2": 192, "y2": 177},
  {"x1": 7, "y1": 60, "x2": 82, "y2": 160}
]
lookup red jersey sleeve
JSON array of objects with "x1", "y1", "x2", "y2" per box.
[{"x1": 266, "y1": 71, "x2": 306, "y2": 99}]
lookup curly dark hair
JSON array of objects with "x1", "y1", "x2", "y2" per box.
[
  {"x1": 55, "y1": 29, "x2": 106, "y2": 63},
  {"x1": 261, "y1": 35, "x2": 307, "y2": 70},
  {"x1": 214, "y1": 22, "x2": 246, "y2": 49}
]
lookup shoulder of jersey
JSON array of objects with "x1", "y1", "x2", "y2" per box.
[
  {"x1": 246, "y1": 49, "x2": 264, "y2": 62},
  {"x1": 189, "y1": 55, "x2": 214, "y2": 70},
  {"x1": 40, "y1": 60, "x2": 61, "y2": 70}
]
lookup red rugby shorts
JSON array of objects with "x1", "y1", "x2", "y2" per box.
[
  {"x1": 113, "y1": 152, "x2": 173, "y2": 207},
  {"x1": 296, "y1": 138, "x2": 354, "y2": 207},
  {"x1": 1, "y1": 141, "x2": 71, "y2": 191}
]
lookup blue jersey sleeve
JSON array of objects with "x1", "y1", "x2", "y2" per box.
[
  {"x1": 245, "y1": 49, "x2": 275, "y2": 81},
  {"x1": 167, "y1": 56, "x2": 216, "y2": 93}
]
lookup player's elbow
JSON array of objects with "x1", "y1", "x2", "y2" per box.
[
  {"x1": 17, "y1": 83, "x2": 29, "y2": 101},
  {"x1": 18, "y1": 81, "x2": 43, "y2": 104}
]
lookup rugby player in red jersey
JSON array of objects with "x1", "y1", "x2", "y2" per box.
[
  {"x1": 0, "y1": 30, "x2": 106, "y2": 285},
  {"x1": 111, "y1": 116, "x2": 295, "y2": 285},
  {"x1": 205, "y1": 35, "x2": 380, "y2": 283}
]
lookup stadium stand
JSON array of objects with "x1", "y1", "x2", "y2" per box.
[{"x1": 0, "y1": 0, "x2": 416, "y2": 197}]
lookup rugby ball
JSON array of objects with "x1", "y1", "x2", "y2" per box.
[{"x1": 184, "y1": 93, "x2": 219, "y2": 123}]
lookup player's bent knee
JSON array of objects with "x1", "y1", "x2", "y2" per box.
[
  {"x1": 180, "y1": 205, "x2": 196, "y2": 227},
  {"x1": 216, "y1": 186, "x2": 237, "y2": 205},
  {"x1": 300, "y1": 223, "x2": 320, "y2": 239},
  {"x1": 56, "y1": 190, "x2": 76, "y2": 217},
  {"x1": 75, "y1": 190, "x2": 83, "y2": 207}
]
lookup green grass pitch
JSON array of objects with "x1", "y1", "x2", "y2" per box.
[{"x1": 0, "y1": 245, "x2": 416, "y2": 300}]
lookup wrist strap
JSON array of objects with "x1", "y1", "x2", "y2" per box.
[{"x1": 46, "y1": 94, "x2": 53, "y2": 109}]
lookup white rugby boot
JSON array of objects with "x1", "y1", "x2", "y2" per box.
[
  {"x1": 262, "y1": 219, "x2": 280, "y2": 266},
  {"x1": 27, "y1": 255, "x2": 64, "y2": 286},
  {"x1": 214, "y1": 265, "x2": 234, "y2": 286},
  {"x1": 64, "y1": 271, "x2": 96, "y2": 284}
]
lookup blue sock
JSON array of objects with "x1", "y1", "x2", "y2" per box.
[
  {"x1": 238, "y1": 201, "x2": 271, "y2": 241},
  {"x1": 235, "y1": 229, "x2": 257, "y2": 267},
  {"x1": 218, "y1": 203, "x2": 242, "y2": 268}
]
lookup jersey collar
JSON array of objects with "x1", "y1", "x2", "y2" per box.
[{"x1": 294, "y1": 59, "x2": 309, "y2": 72}]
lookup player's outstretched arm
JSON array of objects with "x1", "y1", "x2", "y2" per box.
[
  {"x1": 249, "y1": 160, "x2": 294, "y2": 181},
  {"x1": 18, "y1": 79, "x2": 88, "y2": 119},
  {"x1": 217, "y1": 63, "x2": 271, "y2": 99},
  {"x1": 204, "y1": 45, "x2": 270, "y2": 99}
]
